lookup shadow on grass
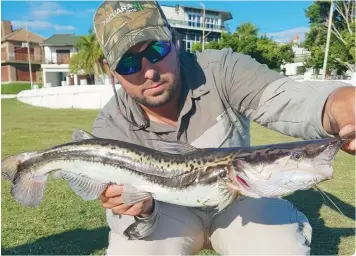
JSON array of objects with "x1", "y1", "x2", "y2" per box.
[
  {"x1": 1, "y1": 190, "x2": 354, "y2": 255},
  {"x1": 285, "y1": 189, "x2": 355, "y2": 255},
  {"x1": 1, "y1": 227, "x2": 109, "y2": 255}
]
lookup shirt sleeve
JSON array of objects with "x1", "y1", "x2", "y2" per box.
[
  {"x1": 91, "y1": 98, "x2": 161, "y2": 240},
  {"x1": 214, "y1": 48, "x2": 351, "y2": 140}
]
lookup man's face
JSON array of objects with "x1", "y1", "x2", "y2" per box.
[{"x1": 113, "y1": 40, "x2": 180, "y2": 108}]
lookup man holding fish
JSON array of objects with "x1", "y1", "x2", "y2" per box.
[{"x1": 90, "y1": 0, "x2": 356, "y2": 254}]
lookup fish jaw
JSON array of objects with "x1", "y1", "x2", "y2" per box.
[{"x1": 234, "y1": 160, "x2": 334, "y2": 198}]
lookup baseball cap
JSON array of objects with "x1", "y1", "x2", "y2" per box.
[{"x1": 93, "y1": 0, "x2": 172, "y2": 71}]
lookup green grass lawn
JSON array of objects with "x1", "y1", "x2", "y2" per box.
[
  {"x1": 1, "y1": 99, "x2": 355, "y2": 255},
  {"x1": 1, "y1": 83, "x2": 42, "y2": 95}
]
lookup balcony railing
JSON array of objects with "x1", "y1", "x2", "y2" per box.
[
  {"x1": 1, "y1": 51, "x2": 42, "y2": 63},
  {"x1": 167, "y1": 19, "x2": 226, "y2": 31},
  {"x1": 45, "y1": 54, "x2": 71, "y2": 64}
]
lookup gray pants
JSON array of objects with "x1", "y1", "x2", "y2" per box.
[{"x1": 106, "y1": 197, "x2": 312, "y2": 255}]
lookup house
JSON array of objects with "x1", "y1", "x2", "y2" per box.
[
  {"x1": 1, "y1": 20, "x2": 45, "y2": 83},
  {"x1": 161, "y1": 4, "x2": 232, "y2": 52},
  {"x1": 41, "y1": 34, "x2": 80, "y2": 87},
  {"x1": 283, "y1": 34, "x2": 311, "y2": 79}
]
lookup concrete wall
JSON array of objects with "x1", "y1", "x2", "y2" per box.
[
  {"x1": 161, "y1": 5, "x2": 186, "y2": 21},
  {"x1": 17, "y1": 84, "x2": 121, "y2": 109},
  {"x1": 15, "y1": 79, "x2": 354, "y2": 110}
]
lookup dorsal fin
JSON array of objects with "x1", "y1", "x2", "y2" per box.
[
  {"x1": 72, "y1": 129, "x2": 96, "y2": 142},
  {"x1": 145, "y1": 139, "x2": 202, "y2": 155}
]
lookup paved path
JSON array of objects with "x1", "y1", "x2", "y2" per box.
[{"x1": 1, "y1": 94, "x2": 17, "y2": 99}]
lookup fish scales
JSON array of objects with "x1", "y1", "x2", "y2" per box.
[{"x1": 16, "y1": 140, "x2": 234, "y2": 190}]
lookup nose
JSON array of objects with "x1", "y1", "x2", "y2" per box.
[{"x1": 142, "y1": 57, "x2": 160, "y2": 82}]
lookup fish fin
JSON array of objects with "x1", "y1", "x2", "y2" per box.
[
  {"x1": 11, "y1": 174, "x2": 48, "y2": 207},
  {"x1": 72, "y1": 129, "x2": 96, "y2": 142},
  {"x1": 55, "y1": 170, "x2": 107, "y2": 200},
  {"x1": 121, "y1": 184, "x2": 152, "y2": 205},
  {"x1": 145, "y1": 139, "x2": 202, "y2": 155},
  {"x1": 217, "y1": 176, "x2": 239, "y2": 212},
  {"x1": 1, "y1": 152, "x2": 37, "y2": 183}
]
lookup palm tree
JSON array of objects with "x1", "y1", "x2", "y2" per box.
[
  {"x1": 73, "y1": 30, "x2": 104, "y2": 84},
  {"x1": 236, "y1": 22, "x2": 259, "y2": 40}
]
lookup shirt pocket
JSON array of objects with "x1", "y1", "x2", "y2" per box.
[{"x1": 191, "y1": 110, "x2": 233, "y2": 148}]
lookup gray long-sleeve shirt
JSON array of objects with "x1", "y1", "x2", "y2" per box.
[{"x1": 92, "y1": 48, "x2": 350, "y2": 240}]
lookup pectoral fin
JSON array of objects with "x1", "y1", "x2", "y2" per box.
[
  {"x1": 53, "y1": 170, "x2": 107, "y2": 200},
  {"x1": 121, "y1": 184, "x2": 153, "y2": 205},
  {"x1": 218, "y1": 176, "x2": 240, "y2": 212}
]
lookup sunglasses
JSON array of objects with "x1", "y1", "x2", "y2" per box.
[{"x1": 115, "y1": 41, "x2": 172, "y2": 75}]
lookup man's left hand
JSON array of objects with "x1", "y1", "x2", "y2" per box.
[{"x1": 323, "y1": 86, "x2": 355, "y2": 155}]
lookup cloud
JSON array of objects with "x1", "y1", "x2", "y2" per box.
[
  {"x1": 12, "y1": 20, "x2": 52, "y2": 30},
  {"x1": 12, "y1": 20, "x2": 76, "y2": 32},
  {"x1": 54, "y1": 25, "x2": 76, "y2": 31},
  {"x1": 266, "y1": 27, "x2": 310, "y2": 43},
  {"x1": 30, "y1": 2, "x2": 72, "y2": 19}
]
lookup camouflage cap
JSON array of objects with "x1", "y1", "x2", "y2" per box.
[{"x1": 93, "y1": 0, "x2": 172, "y2": 71}]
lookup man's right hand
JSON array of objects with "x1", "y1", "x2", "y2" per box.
[{"x1": 100, "y1": 184, "x2": 154, "y2": 218}]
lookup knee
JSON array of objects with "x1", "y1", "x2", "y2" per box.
[
  {"x1": 211, "y1": 197, "x2": 312, "y2": 255},
  {"x1": 106, "y1": 231, "x2": 197, "y2": 255}
]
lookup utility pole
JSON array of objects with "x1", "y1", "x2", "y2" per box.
[
  {"x1": 26, "y1": 21, "x2": 33, "y2": 89},
  {"x1": 200, "y1": 2, "x2": 205, "y2": 51},
  {"x1": 322, "y1": 0, "x2": 334, "y2": 80}
]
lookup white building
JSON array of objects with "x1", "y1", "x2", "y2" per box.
[
  {"x1": 41, "y1": 34, "x2": 80, "y2": 87},
  {"x1": 161, "y1": 4, "x2": 232, "y2": 52},
  {"x1": 284, "y1": 34, "x2": 311, "y2": 78}
]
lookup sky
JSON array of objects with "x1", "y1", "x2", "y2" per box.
[{"x1": 1, "y1": 1, "x2": 314, "y2": 43}]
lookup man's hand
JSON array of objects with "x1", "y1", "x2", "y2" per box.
[
  {"x1": 100, "y1": 184, "x2": 154, "y2": 217},
  {"x1": 323, "y1": 86, "x2": 355, "y2": 155}
]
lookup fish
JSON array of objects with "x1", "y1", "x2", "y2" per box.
[{"x1": 1, "y1": 129, "x2": 354, "y2": 211}]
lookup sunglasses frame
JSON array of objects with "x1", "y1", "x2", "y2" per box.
[{"x1": 115, "y1": 40, "x2": 172, "y2": 75}]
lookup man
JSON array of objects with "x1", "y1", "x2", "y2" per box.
[{"x1": 92, "y1": 1, "x2": 355, "y2": 254}]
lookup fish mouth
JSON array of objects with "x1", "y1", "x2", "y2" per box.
[
  {"x1": 236, "y1": 175, "x2": 249, "y2": 188},
  {"x1": 327, "y1": 132, "x2": 355, "y2": 160}
]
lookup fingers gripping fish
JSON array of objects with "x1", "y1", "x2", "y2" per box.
[{"x1": 1, "y1": 129, "x2": 354, "y2": 212}]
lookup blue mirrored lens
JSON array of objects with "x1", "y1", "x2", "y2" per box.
[{"x1": 116, "y1": 41, "x2": 171, "y2": 75}]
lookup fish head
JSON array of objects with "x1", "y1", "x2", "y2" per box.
[{"x1": 231, "y1": 136, "x2": 348, "y2": 198}]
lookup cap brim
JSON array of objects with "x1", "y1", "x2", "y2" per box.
[{"x1": 107, "y1": 25, "x2": 172, "y2": 71}]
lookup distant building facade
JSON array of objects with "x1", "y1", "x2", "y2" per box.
[
  {"x1": 41, "y1": 34, "x2": 80, "y2": 87},
  {"x1": 161, "y1": 4, "x2": 232, "y2": 52},
  {"x1": 284, "y1": 34, "x2": 311, "y2": 79},
  {"x1": 1, "y1": 20, "x2": 45, "y2": 83}
]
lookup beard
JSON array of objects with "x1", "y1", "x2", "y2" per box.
[{"x1": 132, "y1": 70, "x2": 180, "y2": 108}]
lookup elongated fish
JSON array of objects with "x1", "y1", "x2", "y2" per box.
[{"x1": 1, "y1": 129, "x2": 354, "y2": 211}]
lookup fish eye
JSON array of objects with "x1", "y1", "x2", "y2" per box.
[{"x1": 292, "y1": 150, "x2": 304, "y2": 161}]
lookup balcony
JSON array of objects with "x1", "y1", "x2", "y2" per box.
[
  {"x1": 167, "y1": 19, "x2": 226, "y2": 32},
  {"x1": 1, "y1": 51, "x2": 42, "y2": 63},
  {"x1": 45, "y1": 54, "x2": 71, "y2": 64}
]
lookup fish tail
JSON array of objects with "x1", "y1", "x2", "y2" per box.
[
  {"x1": 2, "y1": 153, "x2": 30, "y2": 183},
  {"x1": 2, "y1": 152, "x2": 48, "y2": 208}
]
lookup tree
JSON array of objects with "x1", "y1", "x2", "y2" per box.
[
  {"x1": 255, "y1": 35, "x2": 294, "y2": 71},
  {"x1": 191, "y1": 23, "x2": 294, "y2": 71},
  {"x1": 303, "y1": 0, "x2": 355, "y2": 74},
  {"x1": 70, "y1": 31, "x2": 104, "y2": 83},
  {"x1": 234, "y1": 22, "x2": 259, "y2": 55},
  {"x1": 69, "y1": 52, "x2": 90, "y2": 75}
]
